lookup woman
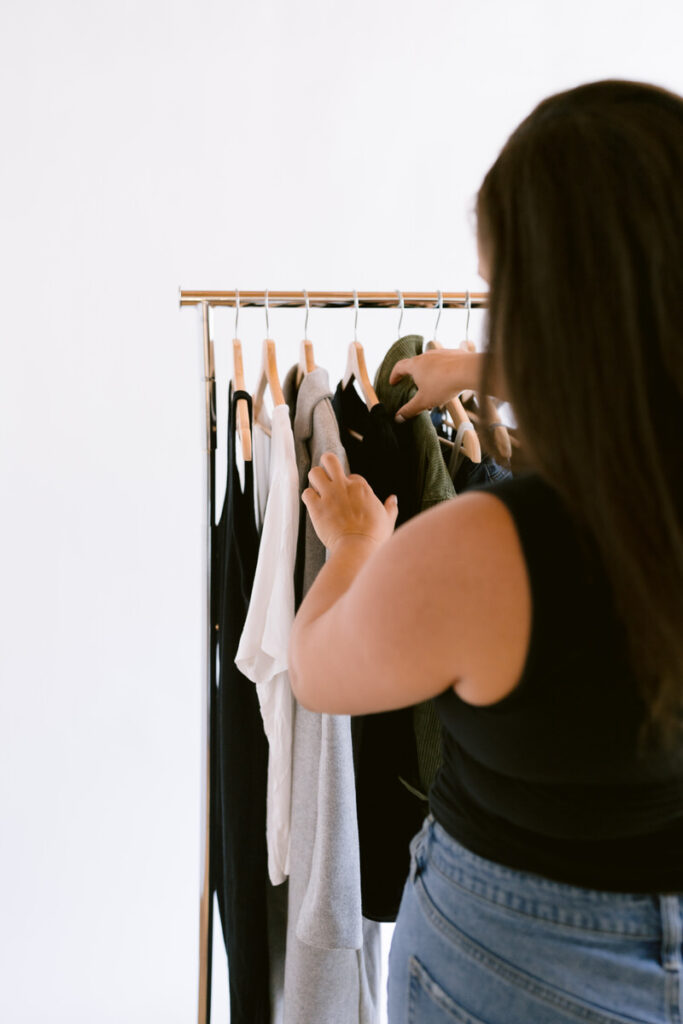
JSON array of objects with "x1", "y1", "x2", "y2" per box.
[{"x1": 289, "y1": 80, "x2": 683, "y2": 1024}]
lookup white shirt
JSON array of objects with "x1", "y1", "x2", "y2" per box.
[
  {"x1": 235, "y1": 403, "x2": 299, "y2": 885},
  {"x1": 253, "y1": 403, "x2": 272, "y2": 531}
]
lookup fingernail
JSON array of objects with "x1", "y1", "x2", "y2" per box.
[{"x1": 395, "y1": 414, "x2": 405, "y2": 423}]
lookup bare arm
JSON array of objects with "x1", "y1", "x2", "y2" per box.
[
  {"x1": 288, "y1": 453, "x2": 530, "y2": 715},
  {"x1": 389, "y1": 349, "x2": 509, "y2": 421}
]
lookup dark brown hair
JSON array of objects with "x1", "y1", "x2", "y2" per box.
[{"x1": 477, "y1": 80, "x2": 683, "y2": 749}]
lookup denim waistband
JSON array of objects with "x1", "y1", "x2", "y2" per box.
[{"x1": 414, "y1": 815, "x2": 678, "y2": 939}]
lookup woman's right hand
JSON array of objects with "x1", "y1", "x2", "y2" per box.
[{"x1": 389, "y1": 349, "x2": 482, "y2": 421}]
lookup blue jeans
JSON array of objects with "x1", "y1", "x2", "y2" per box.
[{"x1": 388, "y1": 815, "x2": 683, "y2": 1023}]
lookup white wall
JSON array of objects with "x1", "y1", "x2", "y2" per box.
[{"x1": 1, "y1": 1, "x2": 681, "y2": 1021}]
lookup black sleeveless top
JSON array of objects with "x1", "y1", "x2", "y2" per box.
[{"x1": 430, "y1": 473, "x2": 683, "y2": 892}]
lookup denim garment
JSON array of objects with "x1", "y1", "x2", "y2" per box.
[
  {"x1": 452, "y1": 450, "x2": 512, "y2": 491},
  {"x1": 388, "y1": 816, "x2": 683, "y2": 1024},
  {"x1": 432, "y1": 411, "x2": 512, "y2": 493}
]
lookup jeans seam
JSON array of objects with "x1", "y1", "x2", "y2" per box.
[
  {"x1": 413, "y1": 872, "x2": 645, "y2": 1024},
  {"x1": 665, "y1": 970, "x2": 681, "y2": 1024},
  {"x1": 425, "y1": 854, "x2": 656, "y2": 941},
  {"x1": 659, "y1": 895, "x2": 683, "y2": 1024}
]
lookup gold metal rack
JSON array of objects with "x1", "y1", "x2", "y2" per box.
[
  {"x1": 182, "y1": 285, "x2": 489, "y2": 1024},
  {"x1": 179, "y1": 288, "x2": 488, "y2": 309}
]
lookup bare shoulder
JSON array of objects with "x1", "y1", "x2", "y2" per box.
[{"x1": 387, "y1": 489, "x2": 526, "y2": 580}]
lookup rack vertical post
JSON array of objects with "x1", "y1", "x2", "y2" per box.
[{"x1": 198, "y1": 301, "x2": 216, "y2": 1024}]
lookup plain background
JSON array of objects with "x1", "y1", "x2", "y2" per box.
[{"x1": 1, "y1": 1, "x2": 682, "y2": 1021}]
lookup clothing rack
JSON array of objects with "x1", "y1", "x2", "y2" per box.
[
  {"x1": 180, "y1": 288, "x2": 489, "y2": 1024},
  {"x1": 179, "y1": 289, "x2": 489, "y2": 309}
]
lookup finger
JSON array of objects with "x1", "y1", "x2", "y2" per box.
[
  {"x1": 318, "y1": 451, "x2": 346, "y2": 481},
  {"x1": 301, "y1": 486, "x2": 321, "y2": 509},
  {"x1": 389, "y1": 358, "x2": 415, "y2": 386},
  {"x1": 384, "y1": 494, "x2": 399, "y2": 526},
  {"x1": 347, "y1": 471, "x2": 372, "y2": 489},
  {"x1": 394, "y1": 394, "x2": 427, "y2": 423},
  {"x1": 307, "y1": 465, "x2": 334, "y2": 495}
]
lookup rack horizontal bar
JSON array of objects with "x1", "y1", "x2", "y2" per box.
[{"x1": 179, "y1": 289, "x2": 488, "y2": 310}]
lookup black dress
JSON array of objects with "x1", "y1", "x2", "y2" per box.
[
  {"x1": 332, "y1": 382, "x2": 426, "y2": 922},
  {"x1": 212, "y1": 386, "x2": 270, "y2": 1022}
]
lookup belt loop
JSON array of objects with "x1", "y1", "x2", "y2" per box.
[
  {"x1": 409, "y1": 817, "x2": 431, "y2": 882},
  {"x1": 659, "y1": 894, "x2": 683, "y2": 971}
]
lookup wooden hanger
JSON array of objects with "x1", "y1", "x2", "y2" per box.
[
  {"x1": 457, "y1": 338, "x2": 512, "y2": 462},
  {"x1": 458, "y1": 291, "x2": 512, "y2": 461},
  {"x1": 295, "y1": 292, "x2": 317, "y2": 386},
  {"x1": 342, "y1": 292, "x2": 379, "y2": 410},
  {"x1": 426, "y1": 339, "x2": 481, "y2": 463},
  {"x1": 458, "y1": 336, "x2": 477, "y2": 405},
  {"x1": 296, "y1": 338, "x2": 317, "y2": 387},
  {"x1": 230, "y1": 292, "x2": 252, "y2": 461},
  {"x1": 253, "y1": 337, "x2": 286, "y2": 421},
  {"x1": 232, "y1": 337, "x2": 252, "y2": 462},
  {"x1": 342, "y1": 341, "x2": 379, "y2": 409},
  {"x1": 474, "y1": 394, "x2": 513, "y2": 462}
]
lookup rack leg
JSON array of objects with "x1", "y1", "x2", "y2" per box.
[{"x1": 198, "y1": 303, "x2": 217, "y2": 1024}]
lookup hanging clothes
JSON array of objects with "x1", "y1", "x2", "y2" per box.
[
  {"x1": 212, "y1": 385, "x2": 270, "y2": 1024},
  {"x1": 235, "y1": 402, "x2": 299, "y2": 887},
  {"x1": 374, "y1": 335, "x2": 456, "y2": 511},
  {"x1": 281, "y1": 365, "x2": 381, "y2": 1024},
  {"x1": 373, "y1": 336, "x2": 454, "y2": 800},
  {"x1": 452, "y1": 450, "x2": 512, "y2": 490},
  {"x1": 253, "y1": 401, "x2": 272, "y2": 530},
  {"x1": 332, "y1": 380, "x2": 426, "y2": 923},
  {"x1": 332, "y1": 379, "x2": 420, "y2": 521},
  {"x1": 431, "y1": 407, "x2": 513, "y2": 490}
]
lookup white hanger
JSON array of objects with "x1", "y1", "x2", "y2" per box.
[{"x1": 396, "y1": 289, "x2": 405, "y2": 339}]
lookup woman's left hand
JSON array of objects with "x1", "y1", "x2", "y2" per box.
[{"x1": 302, "y1": 452, "x2": 398, "y2": 552}]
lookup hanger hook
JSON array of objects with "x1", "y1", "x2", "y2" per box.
[
  {"x1": 465, "y1": 290, "x2": 471, "y2": 341},
  {"x1": 264, "y1": 289, "x2": 270, "y2": 337},
  {"x1": 353, "y1": 289, "x2": 359, "y2": 342},
  {"x1": 303, "y1": 288, "x2": 309, "y2": 340},
  {"x1": 396, "y1": 290, "x2": 404, "y2": 339},
  {"x1": 234, "y1": 289, "x2": 240, "y2": 337},
  {"x1": 434, "y1": 289, "x2": 443, "y2": 340}
]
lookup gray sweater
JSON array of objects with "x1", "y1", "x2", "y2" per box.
[{"x1": 278, "y1": 366, "x2": 380, "y2": 1024}]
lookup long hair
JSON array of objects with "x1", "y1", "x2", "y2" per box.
[{"x1": 477, "y1": 80, "x2": 683, "y2": 749}]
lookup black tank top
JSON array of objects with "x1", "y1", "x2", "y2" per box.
[{"x1": 430, "y1": 472, "x2": 683, "y2": 892}]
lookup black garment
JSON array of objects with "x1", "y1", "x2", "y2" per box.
[
  {"x1": 212, "y1": 387, "x2": 270, "y2": 1022},
  {"x1": 333, "y1": 382, "x2": 430, "y2": 922},
  {"x1": 333, "y1": 382, "x2": 419, "y2": 527},
  {"x1": 430, "y1": 472, "x2": 683, "y2": 892},
  {"x1": 374, "y1": 336, "x2": 455, "y2": 510}
]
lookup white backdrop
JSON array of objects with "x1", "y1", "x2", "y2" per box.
[{"x1": 1, "y1": 1, "x2": 682, "y2": 1021}]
